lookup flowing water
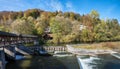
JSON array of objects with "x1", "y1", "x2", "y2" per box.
[
  {"x1": 77, "y1": 54, "x2": 120, "y2": 69},
  {"x1": 5, "y1": 54, "x2": 120, "y2": 69}
]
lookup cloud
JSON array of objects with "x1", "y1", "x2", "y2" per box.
[
  {"x1": 33, "y1": 0, "x2": 63, "y2": 11},
  {"x1": 0, "y1": 0, "x2": 63, "y2": 12},
  {"x1": 43, "y1": 0, "x2": 63, "y2": 11},
  {"x1": 65, "y1": 1, "x2": 76, "y2": 12},
  {"x1": 51, "y1": 0, "x2": 63, "y2": 11}
]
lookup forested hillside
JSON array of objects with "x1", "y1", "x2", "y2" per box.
[{"x1": 0, "y1": 9, "x2": 120, "y2": 44}]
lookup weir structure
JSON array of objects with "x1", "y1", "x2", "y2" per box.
[
  {"x1": 0, "y1": 31, "x2": 38, "y2": 69},
  {"x1": 0, "y1": 31, "x2": 68, "y2": 69},
  {"x1": 28, "y1": 46, "x2": 67, "y2": 53}
]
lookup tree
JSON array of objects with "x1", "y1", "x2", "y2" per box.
[
  {"x1": 90, "y1": 10, "x2": 99, "y2": 19},
  {"x1": 34, "y1": 14, "x2": 49, "y2": 35},
  {"x1": 64, "y1": 12, "x2": 70, "y2": 18},
  {"x1": 94, "y1": 19, "x2": 115, "y2": 41},
  {"x1": 0, "y1": 9, "x2": 120, "y2": 43},
  {"x1": 17, "y1": 11, "x2": 23, "y2": 18},
  {"x1": 11, "y1": 17, "x2": 34, "y2": 34},
  {"x1": 0, "y1": 26, "x2": 4, "y2": 31},
  {"x1": 24, "y1": 9, "x2": 41, "y2": 18},
  {"x1": 106, "y1": 19, "x2": 120, "y2": 40},
  {"x1": 69, "y1": 12, "x2": 75, "y2": 20},
  {"x1": 50, "y1": 16, "x2": 72, "y2": 44}
]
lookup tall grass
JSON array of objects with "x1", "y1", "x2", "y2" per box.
[{"x1": 73, "y1": 42, "x2": 120, "y2": 50}]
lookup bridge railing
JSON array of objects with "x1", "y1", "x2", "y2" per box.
[{"x1": 0, "y1": 31, "x2": 38, "y2": 47}]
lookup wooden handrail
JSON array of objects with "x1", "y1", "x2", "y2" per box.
[{"x1": 0, "y1": 31, "x2": 38, "y2": 46}]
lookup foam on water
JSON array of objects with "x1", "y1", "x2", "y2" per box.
[
  {"x1": 77, "y1": 55, "x2": 100, "y2": 69},
  {"x1": 53, "y1": 54, "x2": 73, "y2": 57}
]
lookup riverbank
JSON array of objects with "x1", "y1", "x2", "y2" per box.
[{"x1": 67, "y1": 42, "x2": 120, "y2": 56}]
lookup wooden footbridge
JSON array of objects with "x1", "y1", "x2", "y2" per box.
[
  {"x1": 0, "y1": 31, "x2": 38, "y2": 69},
  {"x1": 0, "y1": 31, "x2": 67, "y2": 69}
]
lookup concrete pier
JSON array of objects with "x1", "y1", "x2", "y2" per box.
[
  {"x1": 4, "y1": 46, "x2": 16, "y2": 61},
  {"x1": 0, "y1": 50, "x2": 5, "y2": 69},
  {"x1": 0, "y1": 31, "x2": 38, "y2": 69},
  {"x1": 15, "y1": 44, "x2": 33, "y2": 55}
]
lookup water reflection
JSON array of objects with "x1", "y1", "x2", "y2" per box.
[
  {"x1": 16, "y1": 55, "x2": 25, "y2": 60},
  {"x1": 6, "y1": 56, "x2": 79, "y2": 69}
]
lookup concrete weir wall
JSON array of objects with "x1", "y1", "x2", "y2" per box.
[
  {"x1": 43, "y1": 46, "x2": 67, "y2": 52},
  {"x1": 0, "y1": 50, "x2": 5, "y2": 69},
  {"x1": 4, "y1": 46, "x2": 16, "y2": 60},
  {"x1": 15, "y1": 45, "x2": 33, "y2": 55},
  {"x1": 29, "y1": 46, "x2": 67, "y2": 53},
  {"x1": 0, "y1": 44, "x2": 34, "y2": 69},
  {"x1": 0, "y1": 30, "x2": 38, "y2": 69}
]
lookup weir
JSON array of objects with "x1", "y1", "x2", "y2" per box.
[
  {"x1": 4, "y1": 45, "x2": 16, "y2": 61},
  {"x1": 28, "y1": 46, "x2": 67, "y2": 53},
  {"x1": 0, "y1": 31, "x2": 69, "y2": 69},
  {"x1": 0, "y1": 50, "x2": 5, "y2": 69},
  {"x1": 0, "y1": 31, "x2": 38, "y2": 69},
  {"x1": 77, "y1": 54, "x2": 120, "y2": 69},
  {"x1": 15, "y1": 44, "x2": 33, "y2": 55},
  {"x1": 111, "y1": 53, "x2": 120, "y2": 59}
]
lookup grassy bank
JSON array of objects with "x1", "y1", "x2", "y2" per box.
[{"x1": 73, "y1": 42, "x2": 120, "y2": 50}]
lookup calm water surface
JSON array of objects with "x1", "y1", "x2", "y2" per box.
[{"x1": 6, "y1": 55, "x2": 80, "y2": 69}]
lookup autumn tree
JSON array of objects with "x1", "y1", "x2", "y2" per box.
[
  {"x1": 90, "y1": 10, "x2": 99, "y2": 19},
  {"x1": 0, "y1": 9, "x2": 120, "y2": 43},
  {"x1": 50, "y1": 16, "x2": 72, "y2": 44},
  {"x1": 34, "y1": 12, "x2": 50, "y2": 35},
  {"x1": 11, "y1": 17, "x2": 34, "y2": 34},
  {"x1": 24, "y1": 9, "x2": 42, "y2": 18}
]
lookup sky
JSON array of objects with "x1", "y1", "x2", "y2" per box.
[{"x1": 0, "y1": 0, "x2": 120, "y2": 23}]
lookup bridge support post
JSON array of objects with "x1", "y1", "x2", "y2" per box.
[
  {"x1": 0, "y1": 50, "x2": 5, "y2": 69},
  {"x1": 4, "y1": 45, "x2": 16, "y2": 61},
  {"x1": 15, "y1": 44, "x2": 33, "y2": 55}
]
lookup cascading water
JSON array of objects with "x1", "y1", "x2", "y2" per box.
[
  {"x1": 77, "y1": 54, "x2": 120, "y2": 69},
  {"x1": 77, "y1": 55, "x2": 101, "y2": 69}
]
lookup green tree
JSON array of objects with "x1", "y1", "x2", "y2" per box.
[
  {"x1": 24, "y1": 9, "x2": 40, "y2": 18},
  {"x1": 90, "y1": 10, "x2": 99, "y2": 19},
  {"x1": 50, "y1": 16, "x2": 72, "y2": 44},
  {"x1": 106, "y1": 19, "x2": 120, "y2": 40},
  {"x1": 94, "y1": 20, "x2": 111, "y2": 41},
  {"x1": 34, "y1": 14, "x2": 49, "y2": 35},
  {"x1": 11, "y1": 17, "x2": 34, "y2": 34}
]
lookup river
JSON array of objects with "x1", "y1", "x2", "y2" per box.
[
  {"x1": 77, "y1": 54, "x2": 120, "y2": 69},
  {"x1": 6, "y1": 54, "x2": 120, "y2": 69},
  {"x1": 6, "y1": 55, "x2": 80, "y2": 69}
]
